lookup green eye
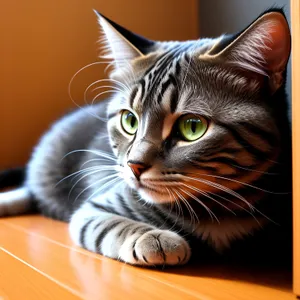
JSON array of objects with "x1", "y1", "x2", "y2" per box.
[
  {"x1": 178, "y1": 114, "x2": 208, "y2": 141},
  {"x1": 121, "y1": 110, "x2": 138, "y2": 135}
]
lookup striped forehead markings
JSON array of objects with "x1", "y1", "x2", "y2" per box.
[
  {"x1": 156, "y1": 74, "x2": 177, "y2": 104},
  {"x1": 139, "y1": 45, "x2": 184, "y2": 102},
  {"x1": 129, "y1": 43, "x2": 194, "y2": 112},
  {"x1": 129, "y1": 86, "x2": 138, "y2": 107},
  {"x1": 144, "y1": 54, "x2": 176, "y2": 99}
]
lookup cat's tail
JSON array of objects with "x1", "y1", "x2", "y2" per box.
[
  {"x1": 0, "y1": 167, "x2": 35, "y2": 217},
  {"x1": 0, "y1": 167, "x2": 25, "y2": 189}
]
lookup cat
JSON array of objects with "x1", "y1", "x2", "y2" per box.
[{"x1": 0, "y1": 8, "x2": 292, "y2": 267}]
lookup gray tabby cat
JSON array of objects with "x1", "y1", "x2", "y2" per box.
[{"x1": 0, "y1": 8, "x2": 292, "y2": 267}]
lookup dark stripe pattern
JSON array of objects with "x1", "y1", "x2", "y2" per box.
[
  {"x1": 80, "y1": 218, "x2": 96, "y2": 248},
  {"x1": 95, "y1": 219, "x2": 123, "y2": 253}
]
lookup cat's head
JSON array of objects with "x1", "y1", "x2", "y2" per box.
[{"x1": 95, "y1": 9, "x2": 290, "y2": 206}]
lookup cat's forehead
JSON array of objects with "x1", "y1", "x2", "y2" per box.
[
  {"x1": 130, "y1": 41, "x2": 213, "y2": 114},
  {"x1": 109, "y1": 37, "x2": 259, "y2": 121}
]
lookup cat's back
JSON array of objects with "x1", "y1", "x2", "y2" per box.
[{"x1": 26, "y1": 99, "x2": 111, "y2": 220}]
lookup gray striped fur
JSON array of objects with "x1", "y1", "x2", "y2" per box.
[{"x1": 0, "y1": 9, "x2": 292, "y2": 267}]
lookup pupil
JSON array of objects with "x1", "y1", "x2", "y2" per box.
[
  {"x1": 130, "y1": 115, "x2": 136, "y2": 127},
  {"x1": 191, "y1": 120, "x2": 197, "y2": 133}
]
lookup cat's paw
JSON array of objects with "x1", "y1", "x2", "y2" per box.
[{"x1": 119, "y1": 229, "x2": 191, "y2": 266}]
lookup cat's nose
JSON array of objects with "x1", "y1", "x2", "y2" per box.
[{"x1": 127, "y1": 160, "x2": 150, "y2": 180}]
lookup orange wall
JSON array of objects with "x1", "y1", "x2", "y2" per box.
[{"x1": 0, "y1": 1, "x2": 199, "y2": 168}]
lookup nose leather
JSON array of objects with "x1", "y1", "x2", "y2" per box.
[{"x1": 127, "y1": 161, "x2": 150, "y2": 180}]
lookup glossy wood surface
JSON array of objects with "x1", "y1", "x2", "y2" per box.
[
  {"x1": 292, "y1": 0, "x2": 300, "y2": 296},
  {"x1": 0, "y1": 216, "x2": 295, "y2": 300}
]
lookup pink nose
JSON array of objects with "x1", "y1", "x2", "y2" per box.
[{"x1": 127, "y1": 161, "x2": 150, "y2": 180}]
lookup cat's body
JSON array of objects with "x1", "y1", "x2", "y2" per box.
[{"x1": 0, "y1": 9, "x2": 292, "y2": 267}]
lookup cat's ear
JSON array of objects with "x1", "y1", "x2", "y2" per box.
[
  {"x1": 201, "y1": 9, "x2": 291, "y2": 93},
  {"x1": 94, "y1": 10, "x2": 155, "y2": 69}
]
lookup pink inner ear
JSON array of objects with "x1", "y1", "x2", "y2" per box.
[{"x1": 262, "y1": 13, "x2": 291, "y2": 73}]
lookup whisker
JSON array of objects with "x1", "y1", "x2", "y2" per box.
[
  {"x1": 85, "y1": 177, "x2": 122, "y2": 202},
  {"x1": 178, "y1": 186, "x2": 219, "y2": 223},
  {"x1": 80, "y1": 158, "x2": 115, "y2": 168},
  {"x1": 73, "y1": 174, "x2": 120, "y2": 204},
  {"x1": 55, "y1": 165, "x2": 115, "y2": 187},
  {"x1": 91, "y1": 85, "x2": 128, "y2": 94},
  {"x1": 165, "y1": 187, "x2": 184, "y2": 231},
  {"x1": 84, "y1": 78, "x2": 130, "y2": 102},
  {"x1": 231, "y1": 164, "x2": 279, "y2": 175},
  {"x1": 68, "y1": 61, "x2": 111, "y2": 122},
  {"x1": 205, "y1": 189, "x2": 262, "y2": 226},
  {"x1": 183, "y1": 174, "x2": 255, "y2": 211},
  {"x1": 181, "y1": 182, "x2": 235, "y2": 217},
  {"x1": 182, "y1": 181, "x2": 263, "y2": 226},
  {"x1": 68, "y1": 61, "x2": 109, "y2": 101},
  {"x1": 160, "y1": 187, "x2": 176, "y2": 230},
  {"x1": 68, "y1": 168, "x2": 118, "y2": 199},
  {"x1": 70, "y1": 168, "x2": 116, "y2": 183},
  {"x1": 55, "y1": 167, "x2": 97, "y2": 187},
  {"x1": 61, "y1": 149, "x2": 116, "y2": 162},
  {"x1": 182, "y1": 175, "x2": 276, "y2": 224},
  {"x1": 173, "y1": 189, "x2": 194, "y2": 225},
  {"x1": 91, "y1": 90, "x2": 120, "y2": 105},
  {"x1": 169, "y1": 187, "x2": 184, "y2": 221},
  {"x1": 173, "y1": 189, "x2": 199, "y2": 226},
  {"x1": 189, "y1": 172, "x2": 289, "y2": 195}
]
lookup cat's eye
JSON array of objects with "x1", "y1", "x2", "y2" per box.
[
  {"x1": 178, "y1": 114, "x2": 208, "y2": 141},
  {"x1": 121, "y1": 110, "x2": 138, "y2": 135}
]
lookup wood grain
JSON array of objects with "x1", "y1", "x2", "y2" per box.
[
  {"x1": 0, "y1": 248, "x2": 80, "y2": 300},
  {"x1": 0, "y1": 216, "x2": 295, "y2": 300},
  {"x1": 292, "y1": 0, "x2": 300, "y2": 296}
]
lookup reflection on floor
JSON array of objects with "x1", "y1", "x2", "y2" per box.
[{"x1": 0, "y1": 216, "x2": 295, "y2": 300}]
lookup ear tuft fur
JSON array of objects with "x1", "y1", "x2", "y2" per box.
[
  {"x1": 93, "y1": 10, "x2": 155, "y2": 70},
  {"x1": 200, "y1": 10, "x2": 291, "y2": 92}
]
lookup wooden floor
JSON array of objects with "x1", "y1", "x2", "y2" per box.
[{"x1": 0, "y1": 216, "x2": 296, "y2": 300}]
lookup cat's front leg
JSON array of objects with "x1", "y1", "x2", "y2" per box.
[{"x1": 69, "y1": 201, "x2": 191, "y2": 266}]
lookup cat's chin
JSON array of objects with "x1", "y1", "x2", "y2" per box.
[
  {"x1": 125, "y1": 177, "x2": 172, "y2": 204},
  {"x1": 138, "y1": 188, "x2": 173, "y2": 204}
]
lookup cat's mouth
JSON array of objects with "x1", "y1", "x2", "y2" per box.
[
  {"x1": 139, "y1": 182, "x2": 168, "y2": 195},
  {"x1": 124, "y1": 167, "x2": 181, "y2": 202},
  {"x1": 142, "y1": 178, "x2": 179, "y2": 186},
  {"x1": 135, "y1": 180, "x2": 176, "y2": 203},
  {"x1": 136, "y1": 178, "x2": 180, "y2": 199}
]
